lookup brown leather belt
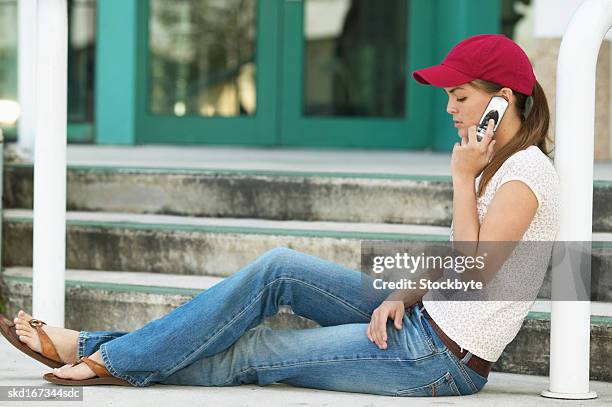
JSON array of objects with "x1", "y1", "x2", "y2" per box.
[{"x1": 418, "y1": 302, "x2": 491, "y2": 379}]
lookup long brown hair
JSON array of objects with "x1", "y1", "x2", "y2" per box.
[{"x1": 471, "y1": 79, "x2": 553, "y2": 197}]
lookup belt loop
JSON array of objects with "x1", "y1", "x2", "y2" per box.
[{"x1": 461, "y1": 351, "x2": 472, "y2": 364}]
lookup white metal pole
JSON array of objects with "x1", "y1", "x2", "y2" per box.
[
  {"x1": 541, "y1": 0, "x2": 612, "y2": 400},
  {"x1": 32, "y1": 0, "x2": 67, "y2": 328},
  {"x1": 17, "y1": 0, "x2": 37, "y2": 156},
  {"x1": 0, "y1": 129, "x2": 3, "y2": 266}
]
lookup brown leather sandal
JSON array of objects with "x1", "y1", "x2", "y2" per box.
[
  {"x1": 43, "y1": 356, "x2": 133, "y2": 386},
  {"x1": 0, "y1": 314, "x2": 64, "y2": 368}
]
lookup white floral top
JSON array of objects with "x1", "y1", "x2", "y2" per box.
[{"x1": 422, "y1": 145, "x2": 561, "y2": 362}]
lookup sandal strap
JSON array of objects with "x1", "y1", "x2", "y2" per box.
[
  {"x1": 28, "y1": 319, "x2": 62, "y2": 364},
  {"x1": 75, "y1": 357, "x2": 112, "y2": 378}
]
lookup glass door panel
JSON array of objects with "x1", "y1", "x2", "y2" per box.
[
  {"x1": 303, "y1": 0, "x2": 406, "y2": 118},
  {"x1": 137, "y1": 0, "x2": 279, "y2": 145},
  {"x1": 148, "y1": 0, "x2": 257, "y2": 118},
  {"x1": 280, "y1": 0, "x2": 433, "y2": 149},
  {"x1": 0, "y1": 0, "x2": 95, "y2": 142}
]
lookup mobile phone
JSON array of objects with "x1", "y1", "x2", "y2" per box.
[{"x1": 476, "y1": 96, "x2": 509, "y2": 141}]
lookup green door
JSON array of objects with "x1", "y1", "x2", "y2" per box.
[
  {"x1": 135, "y1": 0, "x2": 280, "y2": 145},
  {"x1": 279, "y1": 0, "x2": 435, "y2": 149},
  {"x1": 101, "y1": 0, "x2": 499, "y2": 149},
  {"x1": 133, "y1": 0, "x2": 435, "y2": 148}
]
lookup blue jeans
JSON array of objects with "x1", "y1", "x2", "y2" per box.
[{"x1": 77, "y1": 247, "x2": 488, "y2": 396}]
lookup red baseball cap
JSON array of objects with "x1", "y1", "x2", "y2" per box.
[{"x1": 413, "y1": 34, "x2": 536, "y2": 96}]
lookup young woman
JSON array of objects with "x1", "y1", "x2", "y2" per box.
[{"x1": 1, "y1": 34, "x2": 560, "y2": 397}]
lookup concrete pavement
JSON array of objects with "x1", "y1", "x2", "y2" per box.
[{"x1": 1, "y1": 340, "x2": 610, "y2": 406}]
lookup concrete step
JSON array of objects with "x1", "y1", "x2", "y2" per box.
[
  {"x1": 6, "y1": 163, "x2": 612, "y2": 231},
  {"x1": 3, "y1": 164, "x2": 454, "y2": 227},
  {"x1": 2, "y1": 209, "x2": 450, "y2": 277},
  {"x1": 1, "y1": 267, "x2": 610, "y2": 383},
  {"x1": 4, "y1": 209, "x2": 612, "y2": 301}
]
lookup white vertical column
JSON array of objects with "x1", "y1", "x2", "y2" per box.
[
  {"x1": 17, "y1": 0, "x2": 37, "y2": 155},
  {"x1": 0, "y1": 129, "x2": 4, "y2": 262},
  {"x1": 541, "y1": 0, "x2": 611, "y2": 400},
  {"x1": 32, "y1": 0, "x2": 68, "y2": 327}
]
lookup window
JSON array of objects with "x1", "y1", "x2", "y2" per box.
[
  {"x1": 148, "y1": 0, "x2": 257, "y2": 118},
  {"x1": 0, "y1": 0, "x2": 96, "y2": 142}
]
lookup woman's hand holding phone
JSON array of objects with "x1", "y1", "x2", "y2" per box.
[{"x1": 451, "y1": 118, "x2": 497, "y2": 181}]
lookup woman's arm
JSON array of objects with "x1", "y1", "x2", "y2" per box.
[
  {"x1": 380, "y1": 174, "x2": 480, "y2": 307},
  {"x1": 384, "y1": 177, "x2": 538, "y2": 304},
  {"x1": 451, "y1": 174, "x2": 480, "y2": 241},
  {"x1": 461, "y1": 179, "x2": 538, "y2": 284},
  {"x1": 450, "y1": 120, "x2": 496, "y2": 244},
  {"x1": 449, "y1": 160, "x2": 539, "y2": 284}
]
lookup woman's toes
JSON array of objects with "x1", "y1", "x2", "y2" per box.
[
  {"x1": 52, "y1": 365, "x2": 70, "y2": 378},
  {"x1": 15, "y1": 329, "x2": 31, "y2": 337},
  {"x1": 15, "y1": 322, "x2": 31, "y2": 332},
  {"x1": 12, "y1": 313, "x2": 78, "y2": 365},
  {"x1": 52, "y1": 363, "x2": 95, "y2": 380},
  {"x1": 15, "y1": 319, "x2": 30, "y2": 330},
  {"x1": 19, "y1": 335, "x2": 34, "y2": 347},
  {"x1": 17, "y1": 310, "x2": 33, "y2": 321},
  {"x1": 12, "y1": 317, "x2": 42, "y2": 354}
]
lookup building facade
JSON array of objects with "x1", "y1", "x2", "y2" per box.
[{"x1": 11, "y1": 0, "x2": 611, "y2": 159}]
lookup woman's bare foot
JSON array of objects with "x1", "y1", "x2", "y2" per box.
[
  {"x1": 52, "y1": 351, "x2": 104, "y2": 380},
  {"x1": 13, "y1": 310, "x2": 80, "y2": 365}
]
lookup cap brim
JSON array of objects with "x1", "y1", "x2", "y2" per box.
[{"x1": 412, "y1": 64, "x2": 475, "y2": 88}]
